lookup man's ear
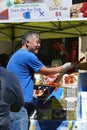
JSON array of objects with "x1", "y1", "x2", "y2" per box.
[{"x1": 26, "y1": 41, "x2": 30, "y2": 47}]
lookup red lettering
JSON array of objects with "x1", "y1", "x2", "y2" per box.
[{"x1": 55, "y1": 12, "x2": 61, "y2": 16}]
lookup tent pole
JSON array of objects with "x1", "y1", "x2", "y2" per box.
[{"x1": 11, "y1": 26, "x2": 15, "y2": 54}]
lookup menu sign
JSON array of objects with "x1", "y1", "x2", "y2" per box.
[
  {"x1": 0, "y1": 0, "x2": 87, "y2": 23},
  {"x1": 0, "y1": 0, "x2": 72, "y2": 22}
]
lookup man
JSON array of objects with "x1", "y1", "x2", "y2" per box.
[
  {"x1": 7, "y1": 31, "x2": 74, "y2": 130},
  {"x1": 0, "y1": 67, "x2": 24, "y2": 130}
]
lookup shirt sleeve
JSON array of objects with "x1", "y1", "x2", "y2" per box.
[
  {"x1": 1, "y1": 67, "x2": 24, "y2": 112},
  {"x1": 26, "y1": 52, "x2": 44, "y2": 72}
]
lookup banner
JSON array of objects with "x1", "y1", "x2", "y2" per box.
[{"x1": 0, "y1": 0, "x2": 87, "y2": 23}]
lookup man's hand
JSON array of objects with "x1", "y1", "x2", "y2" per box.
[{"x1": 63, "y1": 62, "x2": 74, "y2": 71}]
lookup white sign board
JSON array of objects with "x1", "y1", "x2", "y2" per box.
[{"x1": 0, "y1": 0, "x2": 87, "y2": 23}]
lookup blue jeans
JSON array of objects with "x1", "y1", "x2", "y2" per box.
[{"x1": 10, "y1": 107, "x2": 28, "y2": 130}]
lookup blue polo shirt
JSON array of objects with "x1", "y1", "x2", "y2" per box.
[{"x1": 7, "y1": 49, "x2": 44, "y2": 102}]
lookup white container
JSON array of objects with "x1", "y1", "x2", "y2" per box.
[{"x1": 78, "y1": 92, "x2": 87, "y2": 120}]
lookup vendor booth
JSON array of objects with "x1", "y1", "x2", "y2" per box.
[{"x1": 0, "y1": 0, "x2": 87, "y2": 130}]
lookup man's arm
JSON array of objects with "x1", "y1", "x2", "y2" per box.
[
  {"x1": 8, "y1": 72, "x2": 24, "y2": 112},
  {"x1": 1, "y1": 68, "x2": 24, "y2": 112},
  {"x1": 38, "y1": 62, "x2": 73, "y2": 76}
]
